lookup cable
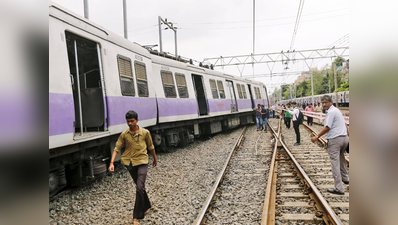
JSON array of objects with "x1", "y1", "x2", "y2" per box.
[{"x1": 289, "y1": 0, "x2": 305, "y2": 51}]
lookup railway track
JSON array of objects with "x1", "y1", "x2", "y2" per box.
[
  {"x1": 265, "y1": 119, "x2": 349, "y2": 224},
  {"x1": 193, "y1": 125, "x2": 272, "y2": 224}
]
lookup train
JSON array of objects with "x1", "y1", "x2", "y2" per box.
[
  {"x1": 276, "y1": 91, "x2": 349, "y2": 107},
  {"x1": 49, "y1": 2, "x2": 270, "y2": 196}
]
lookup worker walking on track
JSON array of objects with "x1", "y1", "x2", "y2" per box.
[
  {"x1": 311, "y1": 95, "x2": 349, "y2": 195},
  {"x1": 108, "y1": 110, "x2": 158, "y2": 225}
]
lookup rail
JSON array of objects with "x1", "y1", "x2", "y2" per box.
[
  {"x1": 193, "y1": 126, "x2": 247, "y2": 225},
  {"x1": 264, "y1": 118, "x2": 344, "y2": 225},
  {"x1": 260, "y1": 119, "x2": 281, "y2": 224}
]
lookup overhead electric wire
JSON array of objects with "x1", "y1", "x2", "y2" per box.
[{"x1": 289, "y1": 0, "x2": 305, "y2": 51}]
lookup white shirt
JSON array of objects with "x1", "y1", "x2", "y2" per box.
[
  {"x1": 287, "y1": 106, "x2": 299, "y2": 121},
  {"x1": 324, "y1": 105, "x2": 347, "y2": 139}
]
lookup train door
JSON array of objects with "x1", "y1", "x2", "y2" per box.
[
  {"x1": 247, "y1": 84, "x2": 255, "y2": 109},
  {"x1": 192, "y1": 74, "x2": 208, "y2": 116},
  {"x1": 226, "y1": 80, "x2": 238, "y2": 112},
  {"x1": 65, "y1": 31, "x2": 107, "y2": 136}
]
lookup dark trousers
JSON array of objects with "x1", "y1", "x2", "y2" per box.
[
  {"x1": 307, "y1": 116, "x2": 313, "y2": 125},
  {"x1": 293, "y1": 121, "x2": 300, "y2": 143},
  {"x1": 127, "y1": 163, "x2": 151, "y2": 219},
  {"x1": 284, "y1": 117, "x2": 291, "y2": 129}
]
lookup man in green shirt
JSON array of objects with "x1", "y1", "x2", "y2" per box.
[
  {"x1": 284, "y1": 103, "x2": 292, "y2": 129},
  {"x1": 108, "y1": 110, "x2": 158, "y2": 225}
]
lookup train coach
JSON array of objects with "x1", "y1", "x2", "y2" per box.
[
  {"x1": 276, "y1": 90, "x2": 349, "y2": 107},
  {"x1": 49, "y1": 2, "x2": 270, "y2": 196}
]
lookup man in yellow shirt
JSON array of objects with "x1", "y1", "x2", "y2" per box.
[{"x1": 108, "y1": 110, "x2": 157, "y2": 225}]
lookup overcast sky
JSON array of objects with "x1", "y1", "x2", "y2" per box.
[{"x1": 51, "y1": 0, "x2": 349, "y2": 94}]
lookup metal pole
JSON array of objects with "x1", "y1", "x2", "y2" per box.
[
  {"x1": 174, "y1": 29, "x2": 177, "y2": 57},
  {"x1": 158, "y1": 16, "x2": 163, "y2": 53},
  {"x1": 83, "y1": 0, "x2": 89, "y2": 19},
  {"x1": 253, "y1": 0, "x2": 255, "y2": 55},
  {"x1": 334, "y1": 61, "x2": 339, "y2": 108},
  {"x1": 123, "y1": 0, "x2": 128, "y2": 39},
  {"x1": 310, "y1": 70, "x2": 314, "y2": 105},
  {"x1": 329, "y1": 79, "x2": 331, "y2": 93}
]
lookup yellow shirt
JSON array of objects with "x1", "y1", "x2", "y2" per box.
[{"x1": 114, "y1": 126, "x2": 155, "y2": 166}]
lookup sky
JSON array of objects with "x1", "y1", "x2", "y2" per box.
[{"x1": 51, "y1": 0, "x2": 349, "y2": 94}]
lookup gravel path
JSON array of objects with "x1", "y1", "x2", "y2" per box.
[
  {"x1": 49, "y1": 126, "x2": 248, "y2": 225},
  {"x1": 203, "y1": 123, "x2": 273, "y2": 224}
]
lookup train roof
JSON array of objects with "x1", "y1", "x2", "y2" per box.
[{"x1": 49, "y1": 1, "x2": 151, "y2": 58}]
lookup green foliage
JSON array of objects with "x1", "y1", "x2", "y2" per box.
[
  {"x1": 270, "y1": 58, "x2": 349, "y2": 101},
  {"x1": 337, "y1": 82, "x2": 349, "y2": 91}
]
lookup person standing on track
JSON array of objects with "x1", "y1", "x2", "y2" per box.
[
  {"x1": 255, "y1": 103, "x2": 264, "y2": 131},
  {"x1": 311, "y1": 95, "x2": 349, "y2": 195},
  {"x1": 284, "y1": 102, "x2": 292, "y2": 129},
  {"x1": 271, "y1": 105, "x2": 276, "y2": 119},
  {"x1": 108, "y1": 110, "x2": 158, "y2": 225},
  {"x1": 261, "y1": 105, "x2": 269, "y2": 133},
  {"x1": 314, "y1": 102, "x2": 323, "y2": 124},
  {"x1": 305, "y1": 103, "x2": 314, "y2": 126},
  {"x1": 286, "y1": 102, "x2": 301, "y2": 146}
]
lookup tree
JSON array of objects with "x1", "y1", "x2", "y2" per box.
[{"x1": 337, "y1": 82, "x2": 349, "y2": 91}]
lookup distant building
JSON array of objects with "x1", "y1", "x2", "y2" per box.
[{"x1": 294, "y1": 68, "x2": 318, "y2": 85}]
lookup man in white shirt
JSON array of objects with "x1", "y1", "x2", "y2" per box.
[
  {"x1": 287, "y1": 102, "x2": 301, "y2": 146},
  {"x1": 311, "y1": 95, "x2": 349, "y2": 195}
]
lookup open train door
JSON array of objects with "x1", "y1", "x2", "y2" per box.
[
  {"x1": 192, "y1": 74, "x2": 208, "y2": 116},
  {"x1": 65, "y1": 31, "x2": 107, "y2": 137},
  {"x1": 226, "y1": 80, "x2": 238, "y2": 112}
]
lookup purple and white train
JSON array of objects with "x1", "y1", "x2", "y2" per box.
[
  {"x1": 49, "y1": 2, "x2": 270, "y2": 196},
  {"x1": 276, "y1": 91, "x2": 349, "y2": 107}
]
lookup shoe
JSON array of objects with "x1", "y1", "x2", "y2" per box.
[
  {"x1": 265, "y1": 131, "x2": 268, "y2": 133},
  {"x1": 293, "y1": 143, "x2": 301, "y2": 146},
  {"x1": 257, "y1": 129, "x2": 259, "y2": 131},
  {"x1": 327, "y1": 188, "x2": 344, "y2": 195},
  {"x1": 342, "y1": 180, "x2": 349, "y2": 185}
]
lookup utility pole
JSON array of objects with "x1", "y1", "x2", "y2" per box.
[
  {"x1": 123, "y1": 0, "x2": 128, "y2": 39},
  {"x1": 310, "y1": 70, "x2": 314, "y2": 105},
  {"x1": 83, "y1": 0, "x2": 89, "y2": 19},
  {"x1": 328, "y1": 79, "x2": 331, "y2": 93},
  {"x1": 333, "y1": 61, "x2": 339, "y2": 108}
]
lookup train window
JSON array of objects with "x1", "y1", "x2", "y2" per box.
[
  {"x1": 209, "y1": 79, "x2": 219, "y2": 99},
  {"x1": 134, "y1": 61, "x2": 148, "y2": 97},
  {"x1": 236, "y1": 84, "x2": 242, "y2": 99},
  {"x1": 242, "y1": 85, "x2": 247, "y2": 99},
  {"x1": 257, "y1": 87, "x2": 262, "y2": 99},
  {"x1": 254, "y1": 87, "x2": 260, "y2": 99},
  {"x1": 118, "y1": 56, "x2": 135, "y2": 96},
  {"x1": 175, "y1": 73, "x2": 189, "y2": 98},
  {"x1": 217, "y1": 80, "x2": 225, "y2": 99},
  {"x1": 161, "y1": 71, "x2": 177, "y2": 98}
]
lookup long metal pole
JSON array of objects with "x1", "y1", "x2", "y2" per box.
[
  {"x1": 174, "y1": 29, "x2": 177, "y2": 57},
  {"x1": 310, "y1": 70, "x2": 314, "y2": 105},
  {"x1": 158, "y1": 16, "x2": 163, "y2": 53},
  {"x1": 334, "y1": 61, "x2": 339, "y2": 108},
  {"x1": 252, "y1": 0, "x2": 256, "y2": 77},
  {"x1": 123, "y1": 0, "x2": 128, "y2": 39},
  {"x1": 83, "y1": 0, "x2": 89, "y2": 19}
]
